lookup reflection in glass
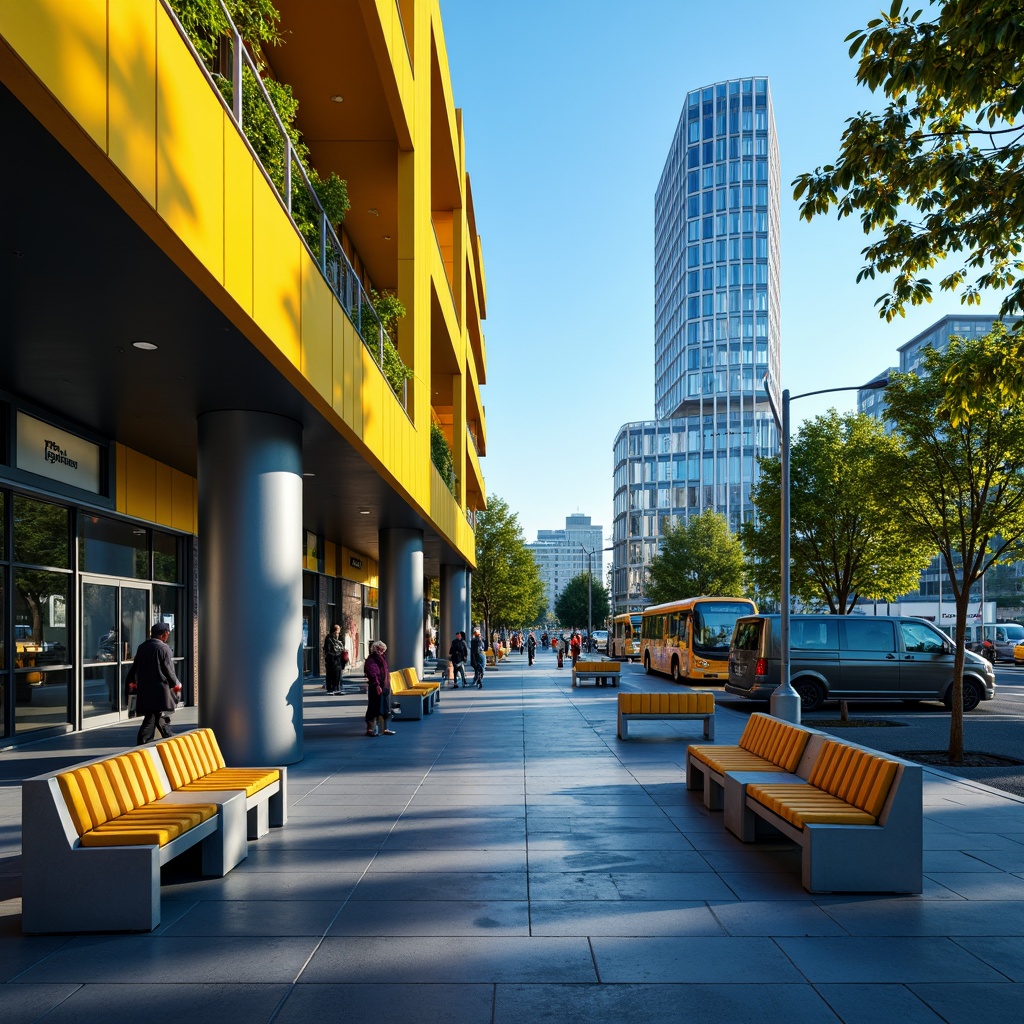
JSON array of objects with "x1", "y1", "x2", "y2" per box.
[
  {"x1": 14, "y1": 495, "x2": 69, "y2": 568},
  {"x1": 153, "y1": 585, "x2": 183, "y2": 656},
  {"x1": 79, "y1": 514, "x2": 147, "y2": 579},
  {"x1": 14, "y1": 569, "x2": 69, "y2": 668},
  {"x1": 15, "y1": 667, "x2": 69, "y2": 733},
  {"x1": 83, "y1": 664, "x2": 119, "y2": 719},
  {"x1": 153, "y1": 531, "x2": 181, "y2": 583},
  {"x1": 0, "y1": 490, "x2": 4, "y2": 559}
]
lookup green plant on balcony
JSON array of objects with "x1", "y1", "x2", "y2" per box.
[
  {"x1": 369, "y1": 290, "x2": 412, "y2": 398},
  {"x1": 168, "y1": 0, "x2": 350, "y2": 252},
  {"x1": 431, "y1": 420, "x2": 457, "y2": 497}
]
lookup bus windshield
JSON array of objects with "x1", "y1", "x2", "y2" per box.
[{"x1": 692, "y1": 601, "x2": 754, "y2": 655}]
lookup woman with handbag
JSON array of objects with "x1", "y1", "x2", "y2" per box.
[{"x1": 363, "y1": 640, "x2": 394, "y2": 736}]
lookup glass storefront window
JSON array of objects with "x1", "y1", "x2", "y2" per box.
[
  {"x1": 15, "y1": 667, "x2": 70, "y2": 734},
  {"x1": 79, "y1": 514, "x2": 147, "y2": 579},
  {"x1": 14, "y1": 496, "x2": 69, "y2": 569},
  {"x1": 153, "y1": 584, "x2": 184, "y2": 656},
  {"x1": 14, "y1": 565, "x2": 70, "y2": 732},
  {"x1": 153, "y1": 531, "x2": 181, "y2": 583}
]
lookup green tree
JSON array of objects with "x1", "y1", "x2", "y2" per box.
[
  {"x1": 553, "y1": 573, "x2": 610, "y2": 632},
  {"x1": 882, "y1": 334, "x2": 1024, "y2": 761},
  {"x1": 646, "y1": 511, "x2": 745, "y2": 605},
  {"x1": 742, "y1": 411, "x2": 933, "y2": 613},
  {"x1": 472, "y1": 496, "x2": 545, "y2": 643},
  {"x1": 793, "y1": 1, "x2": 1024, "y2": 335}
]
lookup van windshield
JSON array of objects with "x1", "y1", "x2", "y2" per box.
[
  {"x1": 1001, "y1": 624, "x2": 1024, "y2": 641},
  {"x1": 693, "y1": 601, "x2": 755, "y2": 655}
]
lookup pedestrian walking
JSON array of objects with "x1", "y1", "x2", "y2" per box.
[
  {"x1": 448, "y1": 631, "x2": 468, "y2": 688},
  {"x1": 470, "y1": 627, "x2": 485, "y2": 688},
  {"x1": 527, "y1": 631, "x2": 537, "y2": 666},
  {"x1": 127, "y1": 622, "x2": 182, "y2": 744}
]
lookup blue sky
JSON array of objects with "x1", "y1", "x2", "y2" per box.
[{"x1": 439, "y1": 0, "x2": 974, "y2": 557}]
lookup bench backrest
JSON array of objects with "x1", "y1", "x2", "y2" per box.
[
  {"x1": 576, "y1": 661, "x2": 621, "y2": 673},
  {"x1": 157, "y1": 728, "x2": 227, "y2": 788},
  {"x1": 389, "y1": 670, "x2": 408, "y2": 693},
  {"x1": 617, "y1": 692, "x2": 714, "y2": 714},
  {"x1": 56, "y1": 750, "x2": 168, "y2": 836},
  {"x1": 807, "y1": 739, "x2": 899, "y2": 818},
  {"x1": 738, "y1": 713, "x2": 810, "y2": 772},
  {"x1": 402, "y1": 667, "x2": 421, "y2": 688}
]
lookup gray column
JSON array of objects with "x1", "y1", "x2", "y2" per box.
[
  {"x1": 198, "y1": 411, "x2": 303, "y2": 765},
  {"x1": 379, "y1": 528, "x2": 423, "y2": 676},
  {"x1": 440, "y1": 564, "x2": 468, "y2": 651},
  {"x1": 466, "y1": 571, "x2": 473, "y2": 631}
]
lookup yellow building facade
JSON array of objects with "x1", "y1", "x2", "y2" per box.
[{"x1": 0, "y1": 0, "x2": 487, "y2": 758}]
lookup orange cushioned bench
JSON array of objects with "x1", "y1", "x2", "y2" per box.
[
  {"x1": 22, "y1": 744, "x2": 250, "y2": 933},
  {"x1": 686, "y1": 717, "x2": 922, "y2": 894},
  {"x1": 686, "y1": 712, "x2": 815, "y2": 810},
  {"x1": 156, "y1": 727, "x2": 286, "y2": 839},
  {"x1": 573, "y1": 660, "x2": 621, "y2": 687},
  {"x1": 617, "y1": 691, "x2": 715, "y2": 740}
]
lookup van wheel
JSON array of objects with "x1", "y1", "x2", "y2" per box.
[
  {"x1": 794, "y1": 679, "x2": 824, "y2": 712},
  {"x1": 644, "y1": 653, "x2": 652, "y2": 675},
  {"x1": 671, "y1": 659, "x2": 681, "y2": 683},
  {"x1": 944, "y1": 679, "x2": 981, "y2": 713}
]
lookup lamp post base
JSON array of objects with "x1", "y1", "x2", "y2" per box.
[{"x1": 770, "y1": 685, "x2": 802, "y2": 725}]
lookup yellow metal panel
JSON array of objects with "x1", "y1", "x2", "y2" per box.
[
  {"x1": 171, "y1": 469, "x2": 196, "y2": 534},
  {"x1": 0, "y1": 0, "x2": 108, "y2": 149},
  {"x1": 107, "y1": 0, "x2": 157, "y2": 206},
  {"x1": 223, "y1": 128, "x2": 254, "y2": 316},
  {"x1": 300, "y1": 254, "x2": 333, "y2": 403},
  {"x1": 324, "y1": 541, "x2": 336, "y2": 577},
  {"x1": 124, "y1": 448, "x2": 156, "y2": 524},
  {"x1": 252, "y1": 184, "x2": 302, "y2": 369},
  {"x1": 115, "y1": 444, "x2": 128, "y2": 512},
  {"x1": 154, "y1": 462, "x2": 173, "y2": 526},
  {"x1": 334, "y1": 305, "x2": 361, "y2": 434},
  {"x1": 155, "y1": 15, "x2": 224, "y2": 282}
]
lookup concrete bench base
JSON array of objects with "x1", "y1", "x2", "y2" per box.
[{"x1": 619, "y1": 712, "x2": 714, "y2": 740}]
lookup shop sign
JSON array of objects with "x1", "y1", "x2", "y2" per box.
[
  {"x1": 349, "y1": 556, "x2": 362, "y2": 569},
  {"x1": 16, "y1": 412, "x2": 101, "y2": 493}
]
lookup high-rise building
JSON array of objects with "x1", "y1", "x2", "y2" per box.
[
  {"x1": 528, "y1": 514, "x2": 604, "y2": 619},
  {"x1": 611, "y1": 78, "x2": 781, "y2": 613}
]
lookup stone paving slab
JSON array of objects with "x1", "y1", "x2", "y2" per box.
[{"x1": 1, "y1": 659, "x2": 1023, "y2": 1022}]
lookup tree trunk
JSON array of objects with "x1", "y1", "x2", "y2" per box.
[
  {"x1": 949, "y1": 594, "x2": 968, "y2": 765},
  {"x1": 839, "y1": 699, "x2": 849, "y2": 723}
]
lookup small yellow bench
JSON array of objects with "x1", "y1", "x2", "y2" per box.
[
  {"x1": 22, "y1": 744, "x2": 250, "y2": 933},
  {"x1": 156, "y1": 728, "x2": 286, "y2": 839},
  {"x1": 389, "y1": 668, "x2": 439, "y2": 719},
  {"x1": 617, "y1": 691, "x2": 715, "y2": 740},
  {"x1": 573, "y1": 660, "x2": 620, "y2": 687},
  {"x1": 484, "y1": 647, "x2": 507, "y2": 667}
]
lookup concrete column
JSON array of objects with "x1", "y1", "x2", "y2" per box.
[
  {"x1": 440, "y1": 564, "x2": 468, "y2": 651},
  {"x1": 467, "y1": 571, "x2": 473, "y2": 631},
  {"x1": 198, "y1": 411, "x2": 303, "y2": 765},
  {"x1": 379, "y1": 528, "x2": 423, "y2": 676}
]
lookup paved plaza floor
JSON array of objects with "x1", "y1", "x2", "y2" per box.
[{"x1": 1, "y1": 654, "x2": 1023, "y2": 1023}]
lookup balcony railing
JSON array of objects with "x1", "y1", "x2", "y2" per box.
[{"x1": 163, "y1": 0, "x2": 407, "y2": 412}]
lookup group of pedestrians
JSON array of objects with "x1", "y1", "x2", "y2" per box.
[{"x1": 447, "y1": 629, "x2": 484, "y2": 688}]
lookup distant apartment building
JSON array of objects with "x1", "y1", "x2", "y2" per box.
[
  {"x1": 528, "y1": 514, "x2": 604, "y2": 617},
  {"x1": 860, "y1": 313, "x2": 1022, "y2": 607},
  {"x1": 611, "y1": 77, "x2": 782, "y2": 614}
]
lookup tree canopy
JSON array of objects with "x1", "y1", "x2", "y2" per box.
[
  {"x1": 645, "y1": 511, "x2": 745, "y2": 605},
  {"x1": 472, "y1": 495, "x2": 545, "y2": 642},
  {"x1": 882, "y1": 333, "x2": 1024, "y2": 759},
  {"x1": 553, "y1": 573, "x2": 610, "y2": 631},
  {"x1": 793, "y1": 1, "x2": 1024, "y2": 330},
  {"x1": 742, "y1": 410, "x2": 933, "y2": 613}
]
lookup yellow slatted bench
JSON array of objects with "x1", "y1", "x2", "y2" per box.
[
  {"x1": 686, "y1": 711, "x2": 817, "y2": 810},
  {"x1": 617, "y1": 691, "x2": 715, "y2": 740},
  {"x1": 572, "y1": 660, "x2": 621, "y2": 687},
  {"x1": 402, "y1": 667, "x2": 441, "y2": 709},
  {"x1": 156, "y1": 728, "x2": 286, "y2": 839},
  {"x1": 731, "y1": 737, "x2": 922, "y2": 893},
  {"x1": 22, "y1": 746, "x2": 248, "y2": 933},
  {"x1": 484, "y1": 647, "x2": 507, "y2": 667},
  {"x1": 389, "y1": 670, "x2": 431, "y2": 719}
]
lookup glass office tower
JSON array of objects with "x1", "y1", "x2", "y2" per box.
[{"x1": 612, "y1": 78, "x2": 781, "y2": 613}]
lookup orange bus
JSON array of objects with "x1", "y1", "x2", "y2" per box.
[
  {"x1": 609, "y1": 613, "x2": 642, "y2": 661},
  {"x1": 640, "y1": 596, "x2": 756, "y2": 683}
]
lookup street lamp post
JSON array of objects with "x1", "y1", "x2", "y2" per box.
[
  {"x1": 581, "y1": 544, "x2": 594, "y2": 647},
  {"x1": 762, "y1": 374, "x2": 888, "y2": 724}
]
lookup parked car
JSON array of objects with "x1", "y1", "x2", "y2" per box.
[
  {"x1": 964, "y1": 622, "x2": 1024, "y2": 663},
  {"x1": 591, "y1": 630, "x2": 609, "y2": 653},
  {"x1": 726, "y1": 614, "x2": 996, "y2": 713}
]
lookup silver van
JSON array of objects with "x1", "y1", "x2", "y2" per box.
[{"x1": 726, "y1": 614, "x2": 996, "y2": 712}]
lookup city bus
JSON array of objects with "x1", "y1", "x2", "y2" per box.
[
  {"x1": 640, "y1": 596, "x2": 757, "y2": 682},
  {"x1": 609, "y1": 613, "x2": 642, "y2": 661}
]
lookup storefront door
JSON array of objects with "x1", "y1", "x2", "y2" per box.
[{"x1": 81, "y1": 577, "x2": 151, "y2": 722}]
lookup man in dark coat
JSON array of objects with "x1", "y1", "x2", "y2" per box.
[
  {"x1": 448, "y1": 631, "x2": 469, "y2": 688},
  {"x1": 470, "y1": 628, "x2": 485, "y2": 688},
  {"x1": 128, "y1": 622, "x2": 182, "y2": 744}
]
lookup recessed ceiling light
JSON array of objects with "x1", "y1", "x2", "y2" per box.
[
  {"x1": 132, "y1": 341, "x2": 158, "y2": 351},
  {"x1": 330, "y1": 95, "x2": 344, "y2": 103},
  {"x1": 368, "y1": 208, "x2": 379, "y2": 216},
  {"x1": 302, "y1": 472, "x2": 315, "y2": 478},
  {"x1": 383, "y1": 235, "x2": 391, "y2": 240},
  {"x1": 359, "y1": 508, "x2": 371, "y2": 515}
]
